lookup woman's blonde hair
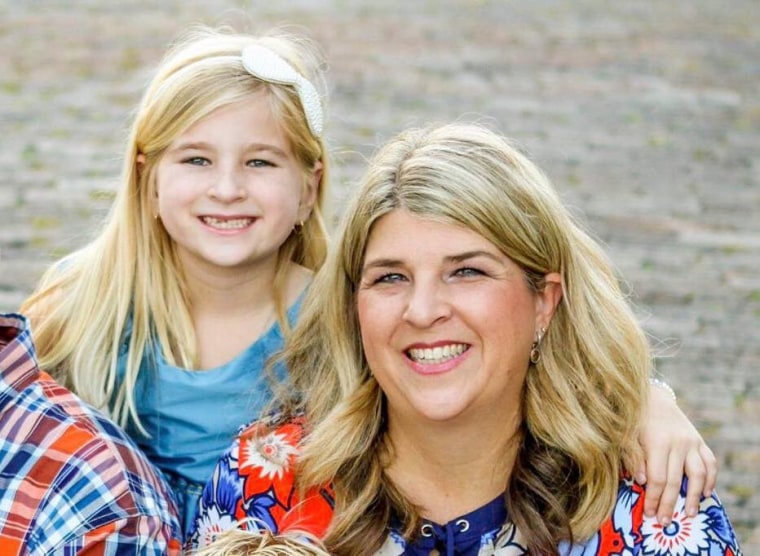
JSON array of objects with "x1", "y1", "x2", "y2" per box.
[
  {"x1": 275, "y1": 122, "x2": 650, "y2": 554},
  {"x1": 193, "y1": 528, "x2": 330, "y2": 556},
  {"x1": 20, "y1": 25, "x2": 330, "y2": 430}
]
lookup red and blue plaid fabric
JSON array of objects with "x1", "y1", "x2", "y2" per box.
[{"x1": 0, "y1": 313, "x2": 181, "y2": 555}]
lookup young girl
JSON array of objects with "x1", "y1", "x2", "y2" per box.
[
  {"x1": 21, "y1": 26, "x2": 328, "y2": 535},
  {"x1": 22, "y1": 25, "x2": 715, "y2": 541}
]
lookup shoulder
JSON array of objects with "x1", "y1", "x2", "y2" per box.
[
  {"x1": 566, "y1": 476, "x2": 742, "y2": 554},
  {"x1": 0, "y1": 371, "x2": 180, "y2": 552},
  {"x1": 188, "y1": 417, "x2": 333, "y2": 551}
]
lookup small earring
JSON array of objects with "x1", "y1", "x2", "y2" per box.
[
  {"x1": 293, "y1": 220, "x2": 304, "y2": 233},
  {"x1": 529, "y1": 327, "x2": 546, "y2": 365}
]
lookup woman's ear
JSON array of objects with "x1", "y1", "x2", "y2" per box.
[
  {"x1": 535, "y1": 272, "x2": 563, "y2": 327},
  {"x1": 298, "y1": 160, "x2": 323, "y2": 223}
]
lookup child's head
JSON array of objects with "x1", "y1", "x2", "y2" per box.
[
  {"x1": 19, "y1": 25, "x2": 331, "y2": 418},
  {"x1": 193, "y1": 529, "x2": 330, "y2": 556},
  {"x1": 122, "y1": 25, "x2": 329, "y2": 282}
]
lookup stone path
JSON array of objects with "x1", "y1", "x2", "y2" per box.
[{"x1": 1, "y1": 0, "x2": 758, "y2": 549}]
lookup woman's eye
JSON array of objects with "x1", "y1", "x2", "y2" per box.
[
  {"x1": 247, "y1": 159, "x2": 274, "y2": 168},
  {"x1": 183, "y1": 156, "x2": 210, "y2": 166},
  {"x1": 453, "y1": 267, "x2": 485, "y2": 278}
]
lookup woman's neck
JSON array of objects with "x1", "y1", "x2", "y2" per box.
[{"x1": 385, "y1": 412, "x2": 521, "y2": 524}]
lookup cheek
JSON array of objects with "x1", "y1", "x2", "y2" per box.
[
  {"x1": 155, "y1": 168, "x2": 190, "y2": 208},
  {"x1": 356, "y1": 294, "x2": 374, "y2": 346},
  {"x1": 356, "y1": 293, "x2": 388, "y2": 363},
  {"x1": 261, "y1": 182, "x2": 304, "y2": 218},
  {"x1": 477, "y1": 292, "x2": 536, "y2": 349},
  {"x1": 156, "y1": 188, "x2": 190, "y2": 221}
]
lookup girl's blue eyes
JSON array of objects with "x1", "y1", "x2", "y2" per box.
[
  {"x1": 247, "y1": 159, "x2": 274, "y2": 168},
  {"x1": 184, "y1": 157, "x2": 209, "y2": 166},
  {"x1": 181, "y1": 158, "x2": 274, "y2": 167}
]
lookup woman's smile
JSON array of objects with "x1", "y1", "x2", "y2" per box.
[
  {"x1": 404, "y1": 342, "x2": 471, "y2": 374},
  {"x1": 357, "y1": 209, "x2": 556, "y2": 424}
]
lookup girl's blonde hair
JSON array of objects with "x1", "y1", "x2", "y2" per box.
[
  {"x1": 21, "y1": 25, "x2": 330, "y2": 430},
  {"x1": 193, "y1": 528, "x2": 330, "y2": 556},
  {"x1": 276, "y1": 123, "x2": 650, "y2": 554}
]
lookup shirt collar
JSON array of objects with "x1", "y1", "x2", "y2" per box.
[
  {"x1": 0, "y1": 313, "x2": 42, "y2": 395},
  {"x1": 399, "y1": 493, "x2": 508, "y2": 555}
]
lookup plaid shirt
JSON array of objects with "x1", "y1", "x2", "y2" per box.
[{"x1": 0, "y1": 313, "x2": 181, "y2": 555}]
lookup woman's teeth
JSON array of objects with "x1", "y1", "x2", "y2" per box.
[{"x1": 407, "y1": 344, "x2": 468, "y2": 364}]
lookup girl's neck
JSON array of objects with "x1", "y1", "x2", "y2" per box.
[
  {"x1": 183, "y1": 258, "x2": 279, "y2": 316},
  {"x1": 385, "y1": 411, "x2": 521, "y2": 525},
  {"x1": 182, "y1": 259, "x2": 312, "y2": 370}
]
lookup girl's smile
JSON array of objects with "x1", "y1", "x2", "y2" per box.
[
  {"x1": 154, "y1": 90, "x2": 318, "y2": 274},
  {"x1": 199, "y1": 215, "x2": 257, "y2": 232}
]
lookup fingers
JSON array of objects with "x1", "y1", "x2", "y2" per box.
[
  {"x1": 638, "y1": 379, "x2": 720, "y2": 524},
  {"x1": 682, "y1": 449, "x2": 707, "y2": 517},
  {"x1": 682, "y1": 443, "x2": 717, "y2": 517},
  {"x1": 630, "y1": 452, "x2": 647, "y2": 487},
  {"x1": 644, "y1": 452, "x2": 682, "y2": 526},
  {"x1": 700, "y1": 443, "x2": 718, "y2": 497},
  {"x1": 641, "y1": 449, "x2": 667, "y2": 520},
  {"x1": 644, "y1": 442, "x2": 718, "y2": 524}
]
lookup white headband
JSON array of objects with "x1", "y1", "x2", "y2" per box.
[{"x1": 241, "y1": 44, "x2": 324, "y2": 138}]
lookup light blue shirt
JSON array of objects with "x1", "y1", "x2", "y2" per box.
[{"x1": 114, "y1": 296, "x2": 302, "y2": 538}]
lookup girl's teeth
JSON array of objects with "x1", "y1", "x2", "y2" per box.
[
  {"x1": 407, "y1": 344, "x2": 467, "y2": 364},
  {"x1": 203, "y1": 217, "x2": 251, "y2": 229}
]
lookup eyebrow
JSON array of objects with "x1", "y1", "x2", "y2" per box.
[
  {"x1": 169, "y1": 141, "x2": 289, "y2": 158},
  {"x1": 446, "y1": 250, "x2": 503, "y2": 264},
  {"x1": 361, "y1": 250, "x2": 503, "y2": 272}
]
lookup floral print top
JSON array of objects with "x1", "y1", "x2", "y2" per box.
[{"x1": 186, "y1": 419, "x2": 742, "y2": 555}]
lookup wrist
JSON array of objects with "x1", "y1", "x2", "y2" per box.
[{"x1": 649, "y1": 377, "x2": 677, "y2": 402}]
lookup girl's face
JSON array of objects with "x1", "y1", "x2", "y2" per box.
[
  {"x1": 356, "y1": 210, "x2": 561, "y2": 428},
  {"x1": 154, "y1": 90, "x2": 319, "y2": 277}
]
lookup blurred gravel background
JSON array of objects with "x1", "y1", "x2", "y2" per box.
[{"x1": 1, "y1": 1, "x2": 758, "y2": 549}]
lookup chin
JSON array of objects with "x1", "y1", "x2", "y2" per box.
[{"x1": 415, "y1": 404, "x2": 469, "y2": 423}]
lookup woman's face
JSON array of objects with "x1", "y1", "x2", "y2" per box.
[{"x1": 356, "y1": 209, "x2": 561, "y2": 427}]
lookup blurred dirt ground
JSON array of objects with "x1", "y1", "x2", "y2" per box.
[{"x1": 0, "y1": 0, "x2": 758, "y2": 549}]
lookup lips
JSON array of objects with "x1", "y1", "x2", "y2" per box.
[
  {"x1": 406, "y1": 343, "x2": 469, "y2": 365},
  {"x1": 200, "y1": 216, "x2": 255, "y2": 230}
]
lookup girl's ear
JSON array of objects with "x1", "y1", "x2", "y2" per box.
[
  {"x1": 137, "y1": 153, "x2": 159, "y2": 219},
  {"x1": 535, "y1": 272, "x2": 563, "y2": 328},
  {"x1": 298, "y1": 160, "x2": 322, "y2": 223},
  {"x1": 136, "y1": 153, "x2": 146, "y2": 175}
]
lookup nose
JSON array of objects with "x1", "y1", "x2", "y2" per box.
[
  {"x1": 208, "y1": 166, "x2": 247, "y2": 202},
  {"x1": 402, "y1": 280, "x2": 452, "y2": 328}
]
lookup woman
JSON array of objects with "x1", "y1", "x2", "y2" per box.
[{"x1": 189, "y1": 123, "x2": 741, "y2": 554}]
